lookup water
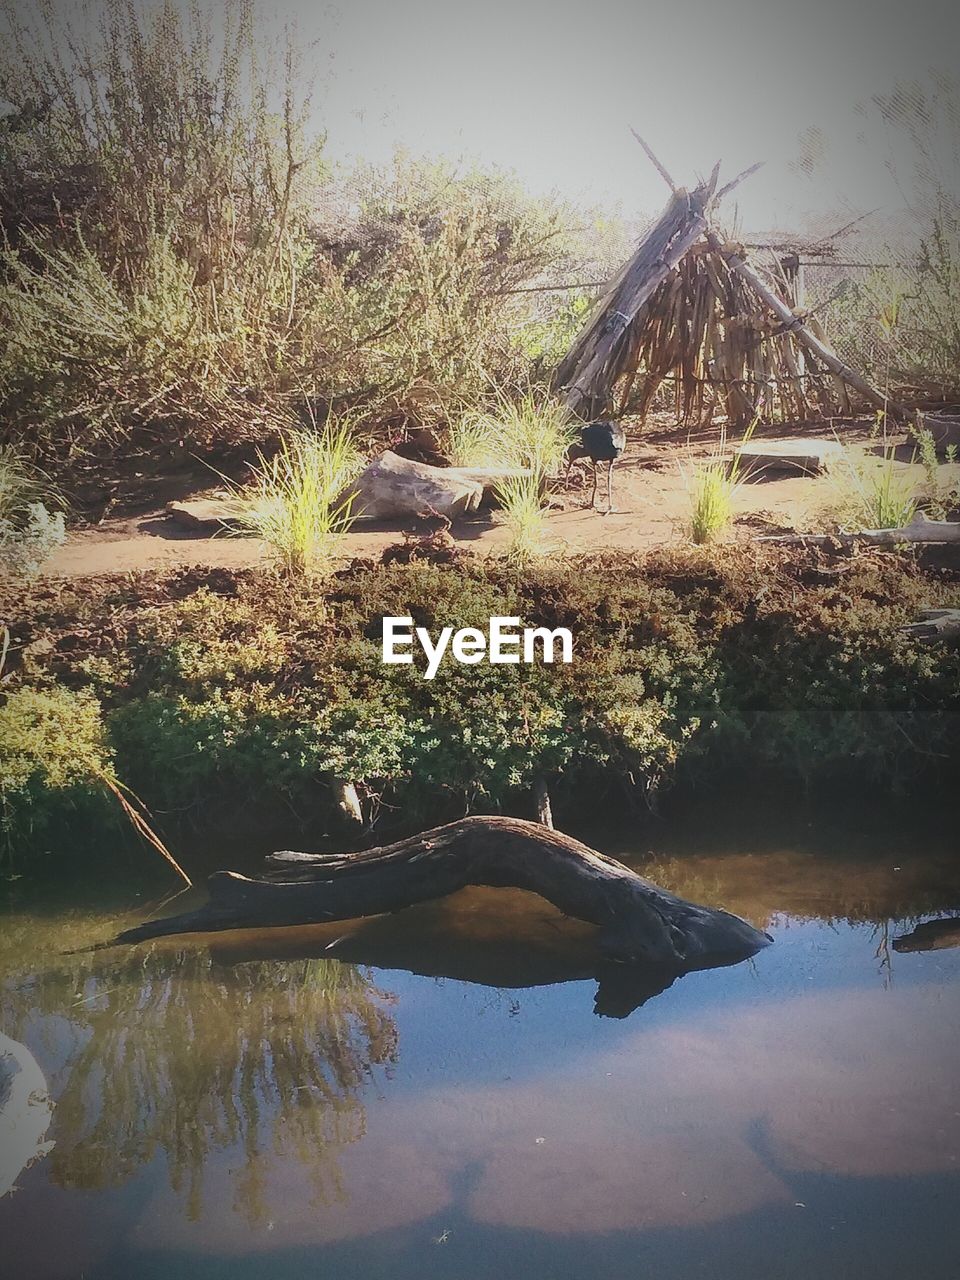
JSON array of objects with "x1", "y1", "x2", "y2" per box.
[{"x1": 2, "y1": 830, "x2": 959, "y2": 1279}]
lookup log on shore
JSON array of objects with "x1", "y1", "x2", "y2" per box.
[
  {"x1": 758, "y1": 512, "x2": 960, "y2": 547},
  {"x1": 351, "y1": 451, "x2": 484, "y2": 520},
  {"x1": 900, "y1": 608, "x2": 960, "y2": 643},
  {"x1": 350, "y1": 453, "x2": 538, "y2": 521},
  {"x1": 113, "y1": 816, "x2": 771, "y2": 967}
]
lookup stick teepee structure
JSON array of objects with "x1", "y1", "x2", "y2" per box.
[{"x1": 556, "y1": 142, "x2": 901, "y2": 426}]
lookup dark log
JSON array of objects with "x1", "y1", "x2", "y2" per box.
[
  {"x1": 893, "y1": 916, "x2": 960, "y2": 953},
  {"x1": 900, "y1": 607, "x2": 960, "y2": 642},
  {"x1": 113, "y1": 816, "x2": 771, "y2": 967}
]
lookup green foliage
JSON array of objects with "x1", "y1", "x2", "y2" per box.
[
  {"x1": 823, "y1": 433, "x2": 918, "y2": 530},
  {"x1": 912, "y1": 421, "x2": 959, "y2": 519},
  {"x1": 0, "y1": 685, "x2": 114, "y2": 858},
  {"x1": 7, "y1": 550, "x2": 958, "y2": 865},
  {"x1": 495, "y1": 472, "x2": 550, "y2": 564},
  {"x1": 682, "y1": 424, "x2": 754, "y2": 544},
  {"x1": 0, "y1": 445, "x2": 65, "y2": 576},
  {"x1": 450, "y1": 387, "x2": 576, "y2": 473},
  {"x1": 821, "y1": 78, "x2": 960, "y2": 400},
  {"x1": 0, "y1": 2, "x2": 593, "y2": 473}
]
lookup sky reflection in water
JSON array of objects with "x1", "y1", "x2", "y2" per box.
[{"x1": 1, "y1": 839, "x2": 959, "y2": 1279}]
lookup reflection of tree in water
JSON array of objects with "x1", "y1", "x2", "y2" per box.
[{"x1": 0, "y1": 923, "x2": 397, "y2": 1225}]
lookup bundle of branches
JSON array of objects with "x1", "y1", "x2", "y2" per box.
[
  {"x1": 555, "y1": 152, "x2": 896, "y2": 427},
  {"x1": 620, "y1": 246, "x2": 851, "y2": 426}
]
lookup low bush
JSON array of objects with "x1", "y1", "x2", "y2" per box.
[{"x1": 4, "y1": 548, "x2": 958, "y2": 864}]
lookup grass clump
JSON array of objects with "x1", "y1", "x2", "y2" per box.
[
  {"x1": 447, "y1": 388, "x2": 575, "y2": 563},
  {"x1": 495, "y1": 472, "x2": 549, "y2": 564},
  {"x1": 913, "y1": 421, "x2": 959, "y2": 519},
  {"x1": 234, "y1": 421, "x2": 363, "y2": 580},
  {"x1": 449, "y1": 389, "x2": 577, "y2": 474},
  {"x1": 823, "y1": 433, "x2": 918, "y2": 531},
  {"x1": 683, "y1": 424, "x2": 753, "y2": 545},
  {"x1": 0, "y1": 446, "x2": 65, "y2": 577}
]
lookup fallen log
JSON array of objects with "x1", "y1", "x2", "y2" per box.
[
  {"x1": 351, "y1": 450, "x2": 484, "y2": 520},
  {"x1": 757, "y1": 512, "x2": 960, "y2": 547},
  {"x1": 900, "y1": 608, "x2": 960, "y2": 643},
  {"x1": 113, "y1": 816, "x2": 771, "y2": 967},
  {"x1": 350, "y1": 452, "x2": 538, "y2": 521}
]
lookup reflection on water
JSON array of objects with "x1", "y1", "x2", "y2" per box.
[
  {"x1": 0, "y1": 926, "x2": 397, "y2": 1227},
  {"x1": 2, "y1": 835, "x2": 959, "y2": 1279}
]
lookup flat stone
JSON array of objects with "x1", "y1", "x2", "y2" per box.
[
  {"x1": 735, "y1": 438, "x2": 844, "y2": 478},
  {"x1": 166, "y1": 495, "x2": 245, "y2": 532}
]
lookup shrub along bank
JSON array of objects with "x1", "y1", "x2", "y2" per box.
[{"x1": 2, "y1": 547, "x2": 959, "y2": 868}]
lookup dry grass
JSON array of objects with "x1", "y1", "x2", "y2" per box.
[
  {"x1": 682, "y1": 422, "x2": 755, "y2": 544},
  {"x1": 233, "y1": 421, "x2": 363, "y2": 580}
]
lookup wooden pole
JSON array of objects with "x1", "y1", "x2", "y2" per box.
[{"x1": 706, "y1": 231, "x2": 907, "y2": 420}]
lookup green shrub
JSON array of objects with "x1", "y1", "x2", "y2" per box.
[
  {"x1": 4, "y1": 551, "x2": 959, "y2": 863},
  {"x1": 0, "y1": 446, "x2": 65, "y2": 576},
  {"x1": 0, "y1": 686, "x2": 114, "y2": 858},
  {"x1": 233, "y1": 421, "x2": 363, "y2": 580}
]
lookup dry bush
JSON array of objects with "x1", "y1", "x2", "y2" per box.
[{"x1": 0, "y1": 3, "x2": 602, "y2": 486}]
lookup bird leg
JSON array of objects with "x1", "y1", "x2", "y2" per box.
[
  {"x1": 604, "y1": 458, "x2": 615, "y2": 514},
  {"x1": 589, "y1": 461, "x2": 599, "y2": 510}
]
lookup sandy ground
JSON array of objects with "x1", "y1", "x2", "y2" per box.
[{"x1": 44, "y1": 419, "x2": 946, "y2": 578}]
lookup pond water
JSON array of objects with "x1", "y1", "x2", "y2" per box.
[{"x1": 2, "y1": 826, "x2": 960, "y2": 1280}]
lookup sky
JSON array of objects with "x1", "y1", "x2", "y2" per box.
[{"x1": 292, "y1": 0, "x2": 960, "y2": 232}]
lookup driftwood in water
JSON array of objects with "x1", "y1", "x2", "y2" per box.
[
  {"x1": 114, "y1": 816, "x2": 771, "y2": 967},
  {"x1": 0, "y1": 1031, "x2": 55, "y2": 1199}
]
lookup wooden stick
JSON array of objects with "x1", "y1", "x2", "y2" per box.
[
  {"x1": 713, "y1": 160, "x2": 765, "y2": 204},
  {"x1": 630, "y1": 128, "x2": 678, "y2": 193},
  {"x1": 758, "y1": 513, "x2": 960, "y2": 547},
  {"x1": 706, "y1": 231, "x2": 907, "y2": 419}
]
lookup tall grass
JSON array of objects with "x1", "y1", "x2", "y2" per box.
[
  {"x1": 682, "y1": 423, "x2": 754, "y2": 545},
  {"x1": 494, "y1": 472, "x2": 549, "y2": 564},
  {"x1": 912, "y1": 421, "x2": 959, "y2": 519},
  {"x1": 449, "y1": 388, "x2": 575, "y2": 562},
  {"x1": 234, "y1": 421, "x2": 363, "y2": 579},
  {"x1": 0, "y1": 445, "x2": 65, "y2": 576},
  {"x1": 823, "y1": 434, "x2": 918, "y2": 531},
  {"x1": 449, "y1": 389, "x2": 577, "y2": 473},
  {"x1": 0, "y1": 445, "x2": 53, "y2": 521}
]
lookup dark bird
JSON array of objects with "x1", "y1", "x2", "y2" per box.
[{"x1": 566, "y1": 420, "x2": 626, "y2": 513}]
